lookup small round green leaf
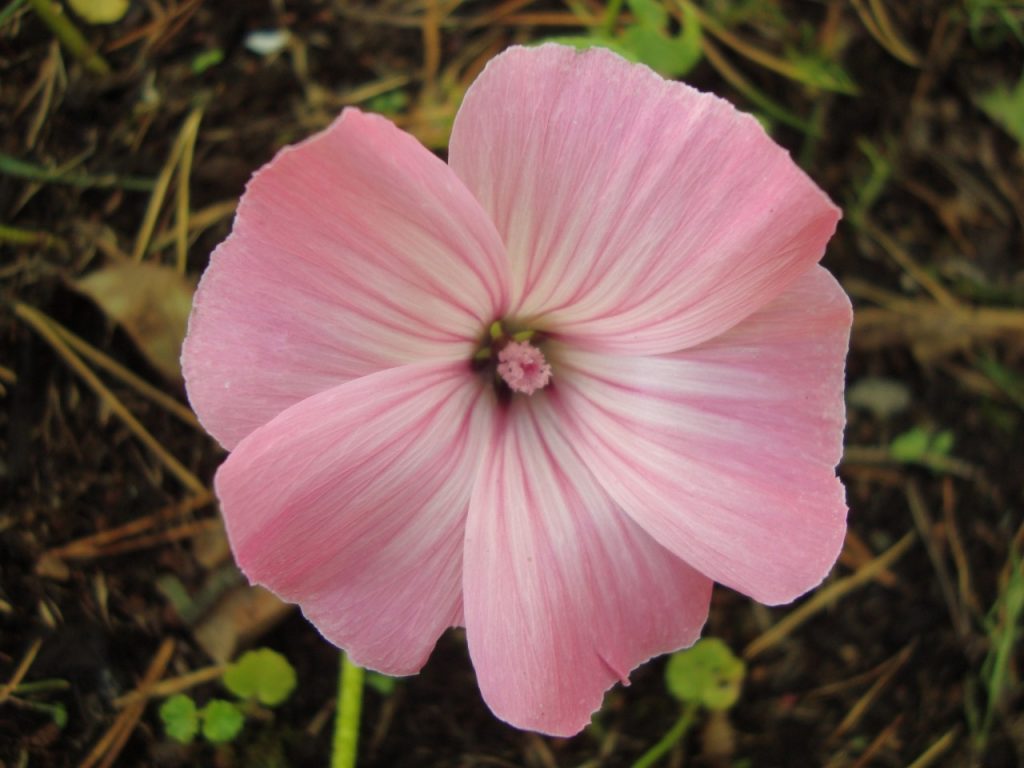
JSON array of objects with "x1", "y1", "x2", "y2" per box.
[
  {"x1": 201, "y1": 699, "x2": 245, "y2": 743},
  {"x1": 223, "y1": 648, "x2": 297, "y2": 706},
  {"x1": 665, "y1": 638, "x2": 746, "y2": 711},
  {"x1": 159, "y1": 694, "x2": 199, "y2": 744},
  {"x1": 67, "y1": 0, "x2": 130, "y2": 24}
]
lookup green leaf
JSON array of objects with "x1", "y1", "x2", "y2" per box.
[
  {"x1": 191, "y1": 48, "x2": 224, "y2": 75},
  {"x1": 538, "y1": 35, "x2": 640, "y2": 62},
  {"x1": 223, "y1": 648, "x2": 297, "y2": 707},
  {"x1": 889, "y1": 426, "x2": 954, "y2": 463},
  {"x1": 201, "y1": 699, "x2": 245, "y2": 743},
  {"x1": 159, "y1": 694, "x2": 199, "y2": 744},
  {"x1": 978, "y1": 75, "x2": 1024, "y2": 146},
  {"x1": 784, "y1": 51, "x2": 859, "y2": 95},
  {"x1": 620, "y1": 0, "x2": 702, "y2": 77},
  {"x1": 665, "y1": 638, "x2": 745, "y2": 711}
]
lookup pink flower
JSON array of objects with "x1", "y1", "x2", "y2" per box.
[{"x1": 182, "y1": 44, "x2": 851, "y2": 736}]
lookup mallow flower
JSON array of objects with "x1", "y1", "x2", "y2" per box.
[{"x1": 182, "y1": 43, "x2": 851, "y2": 736}]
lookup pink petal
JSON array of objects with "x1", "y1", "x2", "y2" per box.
[
  {"x1": 464, "y1": 399, "x2": 712, "y2": 736},
  {"x1": 215, "y1": 362, "x2": 491, "y2": 675},
  {"x1": 449, "y1": 44, "x2": 839, "y2": 355},
  {"x1": 552, "y1": 267, "x2": 852, "y2": 604},
  {"x1": 183, "y1": 109, "x2": 509, "y2": 449}
]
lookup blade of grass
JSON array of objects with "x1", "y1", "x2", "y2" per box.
[
  {"x1": 0, "y1": 222, "x2": 68, "y2": 254},
  {"x1": 0, "y1": 152, "x2": 154, "y2": 191}
]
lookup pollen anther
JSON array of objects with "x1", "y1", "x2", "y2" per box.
[{"x1": 496, "y1": 341, "x2": 553, "y2": 395}]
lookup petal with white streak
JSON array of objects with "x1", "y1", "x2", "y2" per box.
[
  {"x1": 464, "y1": 399, "x2": 712, "y2": 736},
  {"x1": 449, "y1": 44, "x2": 839, "y2": 356},
  {"x1": 216, "y1": 362, "x2": 490, "y2": 675},
  {"x1": 554, "y1": 267, "x2": 852, "y2": 604},
  {"x1": 184, "y1": 109, "x2": 509, "y2": 449}
]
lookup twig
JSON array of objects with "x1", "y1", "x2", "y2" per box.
[{"x1": 744, "y1": 532, "x2": 916, "y2": 659}]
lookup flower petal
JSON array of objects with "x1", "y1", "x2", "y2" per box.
[
  {"x1": 183, "y1": 109, "x2": 509, "y2": 449},
  {"x1": 449, "y1": 44, "x2": 839, "y2": 355},
  {"x1": 464, "y1": 399, "x2": 712, "y2": 736},
  {"x1": 215, "y1": 362, "x2": 490, "y2": 675},
  {"x1": 553, "y1": 267, "x2": 851, "y2": 604}
]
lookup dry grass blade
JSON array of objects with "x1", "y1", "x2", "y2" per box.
[
  {"x1": 860, "y1": 221, "x2": 959, "y2": 309},
  {"x1": 174, "y1": 108, "x2": 203, "y2": 273},
  {"x1": 0, "y1": 638, "x2": 44, "y2": 706},
  {"x1": 848, "y1": 714, "x2": 903, "y2": 768},
  {"x1": 114, "y1": 664, "x2": 224, "y2": 708},
  {"x1": 830, "y1": 641, "x2": 916, "y2": 740},
  {"x1": 39, "y1": 492, "x2": 213, "y2": 566},
  {"x1": 744, "y1": 532, "x2": 916, "y2": 659},
  {"x1": 41, "y1": 312, "x2": 201, "y2": 429},
  {"x1": 79, "y1": 638, "x2": 175, "y2": 768},
  {"x1": 851, "y1": 0, "x2": 921, "y2": 67},
  {"x1": 906, "y1": 481, "x2": 969, "y2": 638},
  {"x1": 905, "y1": 726, "x2": 959, "y2": 768},
  {"x1": 148, "y1": 197, "x2": 237, "y2": 255},
  {"x1": 13, "y1": 302, "x2": 207, "y2": 494},
  {"x1": 132, "y1": 106, "x2": 204, "y2": 263}
]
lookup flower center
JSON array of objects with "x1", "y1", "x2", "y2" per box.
[
  {"x1": 474, "y1": 321, "x2": 553, "y2": 398},
  {"x1": 497, "y1": 341, "x2": 552, "y2": 395}
]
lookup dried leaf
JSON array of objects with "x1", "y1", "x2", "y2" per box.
[{"x1": 74, "y1": 262, "x2": 195, "y2": 381}]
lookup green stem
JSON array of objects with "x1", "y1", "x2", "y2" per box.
[
  {"x1": 26, "y1": 0, "x2": 110, "y2": 75},
  {"x1": 630, "y1": 702, "x2": 699, "y2": 768},
  {"x1": 330, "y1": 652, "x2": 364, "y2": 768},
  {"x1": 601, "y1": 0, "x2": 626, "y2": 36}
]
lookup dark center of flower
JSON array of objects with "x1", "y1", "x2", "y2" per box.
[{"x1": 473, "y1": 321, "x2": 553, "y2": 400}]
